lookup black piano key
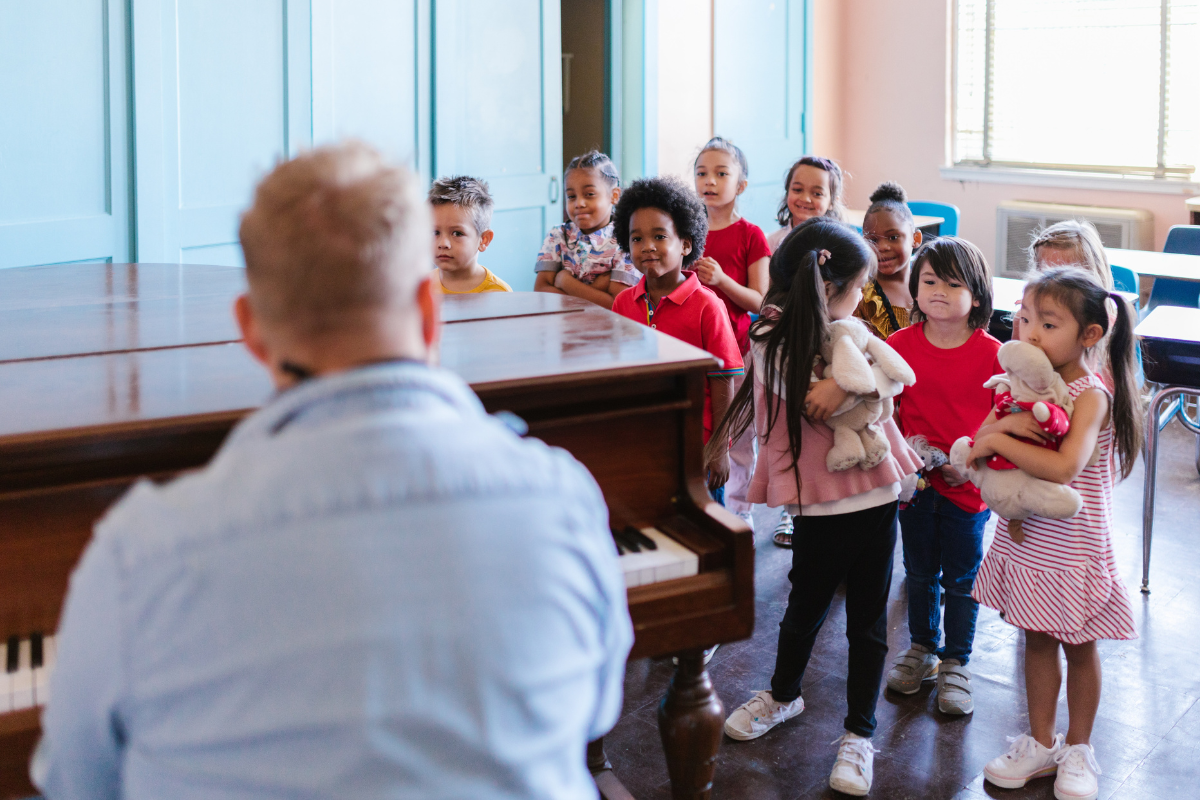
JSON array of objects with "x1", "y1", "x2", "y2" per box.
[
  {"x1": 6, "y1": 636, "x2": 18, "y2": 672},
  {"x1": 612, "y1": 527, "x2": 641, "y2": 553},
  {"x1": 624, "y1": 526, "x2": 657, "y2": 550},
  {"x1": 30, "y1": 632, "x2": 43, "y2": 669}
]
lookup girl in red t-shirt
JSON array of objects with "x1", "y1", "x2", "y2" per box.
[
  {"x1": 692, "y1": 137, "x2": 771, "y2": 522},
  {"x1": 883, "y1": 237, "x2": 1002, "y2": 717}
]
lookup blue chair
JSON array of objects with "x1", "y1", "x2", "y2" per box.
[
  {"x1": 1148, "y1": 225, "x2": 1200, "y2": 310},
  {"x1": 1110, "y1": 264, "x2": 1140, "y2": 295},
  {"x1": 908, "y1": 201, "x2": 960, "y2": 237}
]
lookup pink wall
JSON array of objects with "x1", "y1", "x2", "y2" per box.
[{"x1": 822, "y1": 0, "x2": 1194, "y2": 261}]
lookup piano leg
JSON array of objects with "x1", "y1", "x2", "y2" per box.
[
  {"x1": 589, "y1": 738, "x2": 636, "y2": 800},
  {"x1": 658, "y1": 649, "x2": 724, "y2": 800}
]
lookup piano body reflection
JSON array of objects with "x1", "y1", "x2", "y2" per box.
[{"x1": 0, "y1": 263, "x2": 754, "y2": 799}]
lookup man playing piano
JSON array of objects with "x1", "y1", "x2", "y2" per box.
[{"x1": 32, "y1": 142, "x2": 633, "y2": 800}]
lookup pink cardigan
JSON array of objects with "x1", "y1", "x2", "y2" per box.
[{"x1": 747, "y1": 378, "x2": 922, "y2": 509}]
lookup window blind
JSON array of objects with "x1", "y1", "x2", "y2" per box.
[{"x1": 954, "y1": 0, "x2": 1200, "y2": 177}]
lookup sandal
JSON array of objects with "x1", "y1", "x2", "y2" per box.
[
  {"x1": 772, "y1": 512, "x2": 793, "y2": 548},
  {"x1": 936, "y1": 660, "x2": 974, "y2": 715}
]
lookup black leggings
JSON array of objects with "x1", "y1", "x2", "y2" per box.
[{"x1": 770, "y1": 501, "x2": 898, "y2": 738}]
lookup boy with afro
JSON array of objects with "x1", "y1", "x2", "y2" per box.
[{"x1": 611, "y1": 176, "x2": 744, "y2": 493}]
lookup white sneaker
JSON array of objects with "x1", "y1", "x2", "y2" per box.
[
  {"x1": 1053, "y1": 743, "x2": 1101, "y2": 800},
  {"x1": 829, "y1": 732, "x2": 876, "y2": 796},
  {"x1": 983, "y1": 733, "x2": 1063, "y2": 789},
  {"x1": 723, "y1": 690, "x2": 804, "y2": 741}
]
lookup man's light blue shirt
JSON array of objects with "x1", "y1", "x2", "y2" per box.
[{"x1": 34, "y1": 362, "x2": 633, "y2": 800}]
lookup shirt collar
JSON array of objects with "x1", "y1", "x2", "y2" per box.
[
  {"x1": 632, "y1": 270, "x2": 702, "y2": 305},
  {"x1": 224, "y1": 361, "x2": 484, "y2": 447},
  {"x1": 566, "y1": 221, "x2": 614, "y2": 243}
]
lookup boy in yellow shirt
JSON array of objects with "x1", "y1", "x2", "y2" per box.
[{"x1": 429, "y1": 176, "x2": 512, "y2": 293}]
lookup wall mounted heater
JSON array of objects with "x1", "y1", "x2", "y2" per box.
[{"x1": 995, "y1": 201, "x2": 1154, "y2": 277}]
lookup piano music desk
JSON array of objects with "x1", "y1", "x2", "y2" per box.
[
  {"x1": 1135, "y1": 306, "x2": 1200, "y2": 594},
  {"x1": 0, "y1": 263, "x2": 754, "y2": 800}
]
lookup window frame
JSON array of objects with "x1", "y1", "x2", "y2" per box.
[{"x1": 947, "y1": 0, "x2": 1200, "y2": 191}]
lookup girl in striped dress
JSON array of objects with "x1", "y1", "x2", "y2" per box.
[{"x1": 964, "y1": 268, "x2": 1143, "y2": 800}]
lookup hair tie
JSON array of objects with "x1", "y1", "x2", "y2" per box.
[{"x1": 817, "y1": 249, "x2": 832, "y2": 265}]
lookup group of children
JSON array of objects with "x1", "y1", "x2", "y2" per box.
[{"x1": 427, "y1": 141, "x2": 1143, "y2": 800}]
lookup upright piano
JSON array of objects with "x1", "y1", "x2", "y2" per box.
[{"x1": 0, "y1": 263, "x2": 754, "y2": 799}]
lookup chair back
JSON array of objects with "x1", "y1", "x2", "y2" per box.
[
  {"x1": 907, "y1": 201, "x2": 960, "y2": 237},
  {"x1": 1110, "y1": 264, "x2": 1139, "y2": 295},
  {"x1": 1163, "y1": 224, "x2": 1200, "y2": 256}
]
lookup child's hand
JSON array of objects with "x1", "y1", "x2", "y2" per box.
[
  {"x1": 693, "y1": 256, "x2": 725, "y2": 288},
  {"x1": 997, "y1": 412, "x2": 1052, "y2": 443},
  {"x1": 940, "y1": 464, "x2": 970, "y2": 487},
  {"x1": 591, "y1": 272, "x2": 612, "y2": 292},
  {"x1": 553, "y1": 269, "x2": 574, "y2": 290},
  {"x1": 804, "y1": 377, "x2": 849, "y2": 422},
  {"x1": 964, "y1": 434, "x2": 999, "y2": 467},
  {"x1": 706, "y1": 452, "x2": 730, "y2": 492}
]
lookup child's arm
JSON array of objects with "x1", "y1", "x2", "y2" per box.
[
  {"x1": 966, "y1": 388, "x2": 1108, "y2": 484},
  {"x1": 975, "y1": 407, "x2": 1053, "y2": 443},
  {"x1": 534, "y1": 271, "x2": 567, "y2": 294},
  {"x1": 693, "y1": 256, "x2": 769, "y2": 314},
  {"x1": 554, "y1": 269, "x2": 617, "y2": 309},
  {"x1": 706, "y1": 375, "x2": 734, "y2": 490}
]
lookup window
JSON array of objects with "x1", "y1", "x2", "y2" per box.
[{"x1": 953, "y1": 1, "x2": 1200, "y2": 179}]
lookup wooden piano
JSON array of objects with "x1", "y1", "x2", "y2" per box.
[{"x1": 0, "y1": 263, "x2": 754, "y2": 800}]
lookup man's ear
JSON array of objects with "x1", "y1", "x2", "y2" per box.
[
  {"x1": 1082, "y1": 322, "x2": 1105, "y2": 349},
  {"x1": 416, "y1": 276, "x2": 442, "y2": 350},
  {"x1": 234, "y1": 294, "x2": 271, "y2": 367},
  {"x1": 478, "y1": 229, "x2": 494, "y2": 252}
]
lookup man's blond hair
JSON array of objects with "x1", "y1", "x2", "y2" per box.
[{"x1": 239, "y1": 141, "x2": 429, "y2": 336}]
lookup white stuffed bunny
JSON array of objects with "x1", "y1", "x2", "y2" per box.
[
  {"x1": 820, "y1": 318, "x2": 916, "y2": 471},
  {"x1": 948, "y1": 340, "x2": 1088, "y2": 542}
]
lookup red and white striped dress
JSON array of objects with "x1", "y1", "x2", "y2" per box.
[{"x1": 972, "y1": 374, "x2": 1137, "y2": 644}]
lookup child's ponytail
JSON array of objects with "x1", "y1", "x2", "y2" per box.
[
  {"x1": 705, "y1": 218, "x2": 874, "y2": 478},
  {"x1": 1025, "y1": 267, "x2": 1145, "y2": 480},
  {"x1": 1105, "y1": 292, "x2": 1144, "y2": 479}
]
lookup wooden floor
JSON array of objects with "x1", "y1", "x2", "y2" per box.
[{"x1": 605, "y1": 419, "x2": 1200, "y2": 799}]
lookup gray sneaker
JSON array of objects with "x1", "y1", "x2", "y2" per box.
[
  {"x1": 886, "y1": 644, "x2": 940, "y2": 694},
  {"x1": 936, "y1": 660, "x2": 974, "y2": 715}
]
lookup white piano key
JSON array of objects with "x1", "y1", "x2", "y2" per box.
[
  {"x1": 0, "y1": 640, "x2": 13, "y2": 713},
  {"x1": 618, "y1": 528, "x2": 699, "y2": 588},
  {"x1": 39, "y1": 635, "x2": 56, "y2": 706},
  {"x1": 32, "y1": 635, "x2": 49, "y2": 707},
  {"x1": 12, "y1": 638, "x2": 34, "y2": 710}
]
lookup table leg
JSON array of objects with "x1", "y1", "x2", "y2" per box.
[
  {"x1": 658, "y1": 649, "x2": 723, "y2": 800},
  {"x1": 589, "y1": 738, "x2": 636, "y2": 800},
  {"x1": 1143, "y1": 386, "x2": 1188, "y2": 593}
]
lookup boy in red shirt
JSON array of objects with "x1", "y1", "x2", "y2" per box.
[
  {"x1": 884, "y1": 237, "x2": 1003, "y2": 717},
  {"x1": 611, "y1": 176, "x2": 744, "y2": 494}
]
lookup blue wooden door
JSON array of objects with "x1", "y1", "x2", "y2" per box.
[
  {"x1": 713, "y1": 0, "x2": 811, "y2": 234},
  {"x1": 0, "y1": 1, "x2": 133, "y2": 269},
  {"x1": 132, "y1": 0, "x2": 312, "y2": 267},
  {"x1": 311, "y1": 0, "x2": 431, "y2": 177},
  {"x1": 434, "y1": 0, "x2": 563, "y2": 292}
]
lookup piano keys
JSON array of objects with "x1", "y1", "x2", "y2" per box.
[
  {"x1": 0, "y1": 263, "x2": 753, "y2": 800},
  {"x1": 1, "y1": 635, "x2": 55, "y2": 713}
]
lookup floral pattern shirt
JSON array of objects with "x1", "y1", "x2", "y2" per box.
[{"x1": 535, "y1": 221, "x2": 641, "y2": 286}]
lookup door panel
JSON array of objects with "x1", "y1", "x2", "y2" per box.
[
  {"x1": 713, "y1": 0, "x2": 809, "y2": 233},
  {"x1": 133, "y1": 0, "x2": 311, "y2": 266},
  {"x1": 435, "y1": 0, "x2": 562, "y2": 292},
  {"x1": 0, "y1": 0, "x2": 132, "y2": 269},
  {"x1": 311, "y1": 0, "x2": 430, "y2": 173}
]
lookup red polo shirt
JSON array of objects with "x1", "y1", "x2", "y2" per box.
[{"x1": 612, "y1": 270, "x2": 744, "y2": 441}]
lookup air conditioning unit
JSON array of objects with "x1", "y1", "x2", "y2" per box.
[{"x1": 996, "y1": 201, "x2": 1153, "y2": 277}]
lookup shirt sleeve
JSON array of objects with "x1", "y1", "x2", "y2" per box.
[
  {"x1": 744, "y1": 222, "x2": 771, "y2": 265},
  {"x1": 701, "y1": 297, "x2": 745, "y2": 378},
  {"x1": 535, "y1": 227, "x2": 564, "y2": 272},
  {"x1": 609, "y1": 252, "x2": 641, "y2": 286},
  {"x1": 32, "y1": 535, "x2": 126, "y2": 800}
]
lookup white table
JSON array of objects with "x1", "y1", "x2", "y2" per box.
[
  {"x1": 1107, "y1": 248, "x2": 1200, "y2": 282},
  {"x1": 845, "y1": 209, "x2": 944, "y2": 237},
  {"x1": 992, "y1": 275, "x2": 1137, "y2": 313}
]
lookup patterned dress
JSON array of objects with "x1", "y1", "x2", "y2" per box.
[
  {"x1": 972, "y1": 374, "x2": 1138, "y2": 643},
  {"x1": 856, "y1": 279, "x2": 911, "y2": 340}
]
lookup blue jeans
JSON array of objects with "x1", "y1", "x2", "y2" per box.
[{"x1": 898, "y1": 487, "x2": 990, "y2": 665}]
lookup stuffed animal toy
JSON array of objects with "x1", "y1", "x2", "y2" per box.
[
  {"x1": 949, "y1": 340, "x2": 1083, "y2": 542},
  {"x1": 820, "y1": 318, "x2": 916, "y2": 472},
  {"x1": 898, "y1": 435, "x2": 949, "y2": 503}
]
